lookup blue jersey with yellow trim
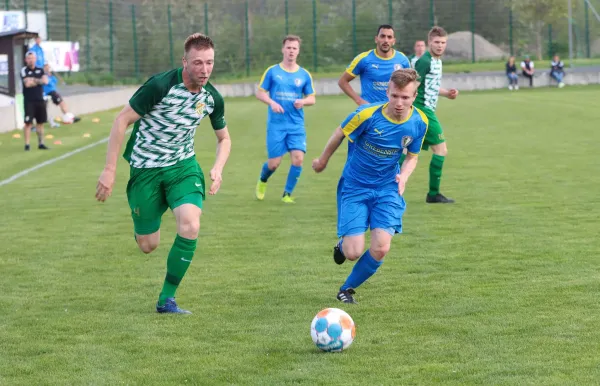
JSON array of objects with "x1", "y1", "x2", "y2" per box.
[
  {"x1": 340, "y1": 103, "x2": 428, "y2": 188},
  {"x1": 346, "y1": 49, "x2": 410, "y2": 103},
  {"x1": 259, "y1": 64, "x2": 315, "y2": 131}
]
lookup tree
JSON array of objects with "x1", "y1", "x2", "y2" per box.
[{"x1": 513, "y1": 0, "x2": 569, "y2": 60}]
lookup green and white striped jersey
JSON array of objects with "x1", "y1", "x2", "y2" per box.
[
  {"x1": 414, "y1": 51, "x2": 442, "y2": 111},
  {"x1": 123, "y1": 68, "x2": 226, "y2": 168}
]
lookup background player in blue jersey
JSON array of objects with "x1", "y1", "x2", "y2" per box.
[
  {"x1": 338, "y1": 24, "x2": 410, "y2": 106},
  {"x1": 255, "y1": 35, "x2": 316, "y2": 203},
  {"x1": 43, "y1": 63, "x2": 80, "y2": 126},
  {"x1": 313, "y1": 69, "x2": 427, "y2": 304}
]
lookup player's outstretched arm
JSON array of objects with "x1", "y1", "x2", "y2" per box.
[
  {"x1": 439, "y1": 88, "x2": 459, "y2": 99},
  {"x1": 338, "y1": 72, "x2": 368, "y2": 106},
  {"x1": 396, "y1": 152, "x2": 419, "y2": 195},
  {"x1": 312, "y1": 126, "x2": 345, "y2": 173},
  {"x1": 96, "y1": 104, "x2": 141, "y2": 202},
  {"x1": 208, "y1": 127, "x2": 231, "y2": 196}
]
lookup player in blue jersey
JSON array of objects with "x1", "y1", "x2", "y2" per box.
[
  {"x1": 338, "y1": 24, "x2": 410, "y2": 106},
  {"x1": 255, "y1": 35, "x2": 316, "y2": 203},
  {"x1": 43, "y1": 63, "x2": 80, "y2": 126},
  {"x1": 313, "y1": 69, "x2": 427, "y2": 304}
]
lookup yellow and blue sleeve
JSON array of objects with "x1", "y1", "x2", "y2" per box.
[
  {"x1": 303, "y1": 69, "x2": 316, "y2": 96},
  {"x1": 341, "y1": 104, "x2": 380, "y2": 142},
  {"x1": 345, "y1": 50, "x2": 371, "y2": 77},
  {"x1": 258, "y1": 65, "x2": 275, "y2": 92}
]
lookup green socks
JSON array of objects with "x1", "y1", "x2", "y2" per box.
[
  {"x1": 428, "y1": 154, "x2": 445, "y2": 197},
  {"x1": 158, "y1": 234, "x2": 197, "y2": 306}
]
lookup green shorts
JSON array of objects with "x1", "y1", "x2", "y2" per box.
[
  {"x1": 126, "y1": 156, "x2": 205, "y2": 235},
  {"x1": 416, "y1": 106, "x2": 445, "y2": 150}
]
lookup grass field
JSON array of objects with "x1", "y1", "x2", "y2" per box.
[{"x1": 1, "y1": 86, "x2": 600, "y2": 385}]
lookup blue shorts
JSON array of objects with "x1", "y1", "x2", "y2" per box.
[
  {"x1": 337, "y1": 181, "x2": 406, "y2": 238},
  {"x1": 266, "y1": 127, "x2": 306, "y2": 159}
]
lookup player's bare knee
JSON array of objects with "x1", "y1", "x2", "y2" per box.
[
  {"x1": 291, "y1": 154, "x2": 304, "y2": 166},
  {"x1": 343, "y1": 243, "x2": 364, "y2": 261},
  {"x1": 432, "y1": 143, "x2": 448, "y2": 156},
  {"x1": 178, "y1": 219, "x2": 200, "y2": 239},
  {"x1": 370, "y1": 244, "x2": 390, "y2": 260},
  {"x1": 267, "y1": 158, "x2": 281, "y2": 170},
  {"x1": 137, "y1": 237, "x2": 159, "y2": 254}
]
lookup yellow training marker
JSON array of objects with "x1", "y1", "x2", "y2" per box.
[
  {"x1": 12, "y1": 133, "x2": 21, "y2": 139},
  {"x1": 83, "y1": 133, "x2": 91, "y2": 138},
  {"x1": 91, "y1": 118, "x2": 100, "y2": 123},
  {"x1": 45, "y1": 134, "x2": 54, "y2": 139}
]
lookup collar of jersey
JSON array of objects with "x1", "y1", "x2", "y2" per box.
[
  {"x1": 278, "y1": 63, "x2": 300, "y2": 73},
  {"x1": 373, "y1": 49, "x2": 396, "y2": 61},
  {"x1": 381, "y1": 104, "x2": 413, "y2": 124}
]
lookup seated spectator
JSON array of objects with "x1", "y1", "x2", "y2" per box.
[
  {"x1": 550, "y1": 54, "x2": 565, "y2": 88},
  {"x1": 43, "y1": 63, "x2": 81, "y2": 126},
  {"x1": 506, "y1": 56, "x2": 519, "y2": 90},
  {"x1": 520, "y1": 55, "x2": 535, "y2": 87}
]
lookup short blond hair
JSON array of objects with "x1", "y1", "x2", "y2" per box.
[
  {"x1": 184, "y1": 33, "x2": 214, "y2": 54},
  {"x1": 282, "y1": 35, "x2": 302, "y2": 46},
  {"x1": 428, "y1": 26, "x2": 448, "y2": 40},
  {"x1": 389, "y1": 68, "x2": 420, "y2": 89}
]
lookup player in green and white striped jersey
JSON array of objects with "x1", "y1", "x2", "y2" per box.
[
  {"x1": 95, "y1": 33, "x2": 232, "y2": 314},
  {"x1": 400, "y1": 26, "x2": 458, "y2": 204}
]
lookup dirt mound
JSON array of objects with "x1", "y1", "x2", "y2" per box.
[{"x1": 445, "y1": 31, "x2": 508, "y2": 60}]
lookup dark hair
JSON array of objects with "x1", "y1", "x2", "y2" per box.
[
  {"x1": 184, "y1": 33, "x2": 214, "y2": 54},
  {"x1": 377, "y1": 24, "x2": 394, "y2": 35}
]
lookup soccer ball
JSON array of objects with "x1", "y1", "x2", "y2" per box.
[
  {"x1": 62, "y1": 112, "x2": 75, "y2": 124},
  {"x1": 310, "y1": 308, "x2": 356, "y2": 352}
]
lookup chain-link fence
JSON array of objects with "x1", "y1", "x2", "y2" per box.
[{"x1": 4, "y1": 0, "x2": 600, "y2": 82}]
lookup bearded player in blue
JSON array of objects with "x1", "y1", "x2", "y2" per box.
[
  {"x1": 338, "y1": 24, "x2": 410, "y2": 158},
  {"x1": 313, "y1": 69, "x2": 428, "y2": 304},
  {"x1": 255, "y1": 35, "x2": 316, "y2": 203},
  {"x1": 338, "y1": 24, "x2": 411, "y2": 106}
]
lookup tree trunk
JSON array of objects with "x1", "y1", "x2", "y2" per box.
[{"x1": 535, "y1": 22, "x2": 543, "y2": 61}]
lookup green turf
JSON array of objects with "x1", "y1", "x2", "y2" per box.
[{"x1": 1, "y1": 86, "x2": 600, "y2": 385}]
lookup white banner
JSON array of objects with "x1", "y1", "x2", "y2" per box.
[
  {"x1": 0, "y1": 11, "x2": 25, "y2": 32},
  {"x1": 1, "y1": 10, "x2": 48, "y2": 39}
]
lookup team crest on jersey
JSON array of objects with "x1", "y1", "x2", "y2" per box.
[
  {"x1": 401, "y1": 135, "x2": 413, "y2": 148},
  {"x1": 394, "y1": 64, "x2": 402, "y2": 71},
  {"x1": 195, "y1": 101, "x2": 206, "y2": 115},
  {"x1": 294, "y1": 78, "x2": 302, "y2": 87}
]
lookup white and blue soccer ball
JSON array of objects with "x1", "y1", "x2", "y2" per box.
[{"x1": 310, "y1": 308, "x2": 356, "y2": 352}]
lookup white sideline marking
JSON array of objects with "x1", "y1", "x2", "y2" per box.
[{"x1": 0, "y1": 129, "x2": 131, "y2": 188}]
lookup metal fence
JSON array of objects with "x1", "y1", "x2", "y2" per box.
[{"x1": 5, "y1": 0, "x2": 600, "y2": 81}]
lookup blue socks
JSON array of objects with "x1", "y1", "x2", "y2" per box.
[
  {"x1": 260, "y1": 162, "x2": 275, "y2": 183},
  {"x1": 340, "y1": 249, "x2": 382, "y2": 291},
  {"x1": 284, "y1": 165, "x2": 302, "y2": 195},
  {"x1": 260, "y1": 163, "x2": 302, "y2": 195}
]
